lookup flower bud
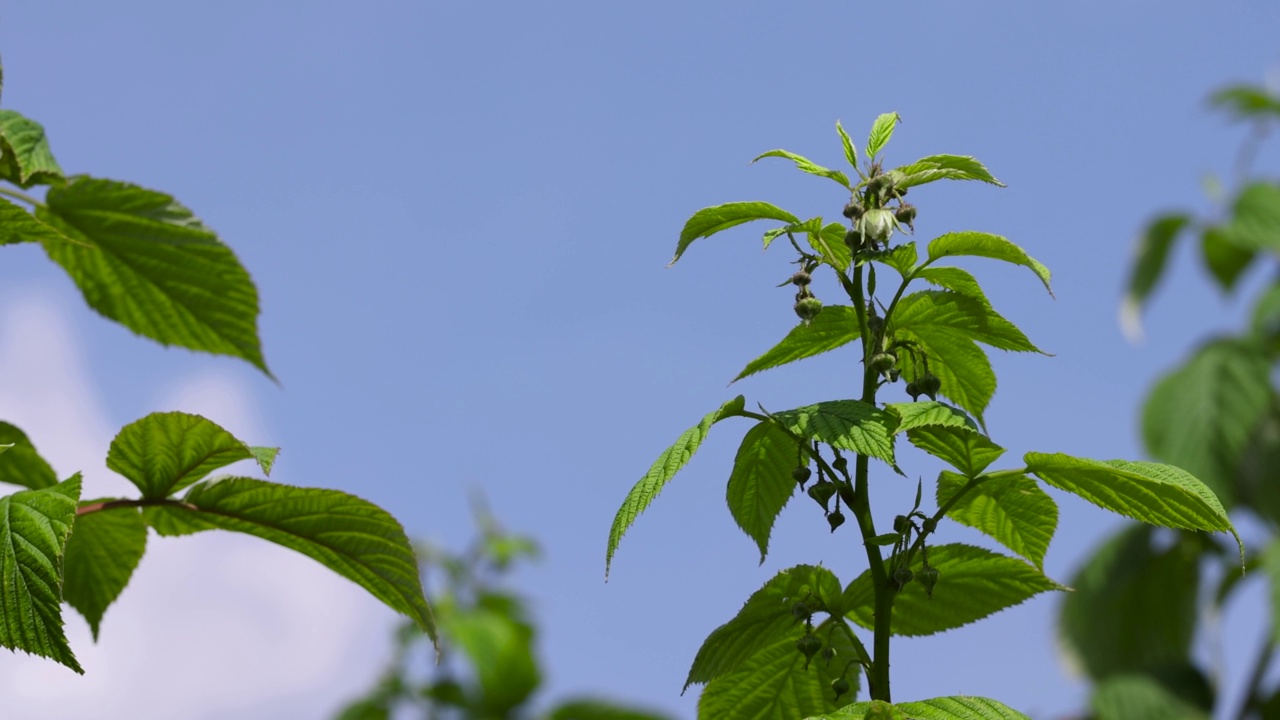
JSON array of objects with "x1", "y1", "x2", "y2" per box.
[
  {"x1": 893, "y1": 566, "x2": 914, "y2": 588},
  {"x1": 831, "y1": 677, "x2": 851, "y2": 701},
  {"x1": 918, "y1": 373, "x2": 941, "y2": 400},
  {"x1": 827, "y1": 510, "x2": 846, "y2": 532},
  {"x1": 869, "y1": 352, "x2": 897, "y2": 376},
  {"x1": 794, "y1": 296, "x2": 823, "y2": 324},
  {"x1": 807, "y1": 481, "x2": 836, "y2": 510},
  {"x1": 918, "y1": 566, "x2": 940, "y2": 598},
  {"x1": 858, "y1": 209, "x2": 896, "y2": 245},
  {"x1": 790, "y1": 270, "x2": 812, "y2": 286},
  {"x1": 793, "y1": 466, "x2": 812, "y2": 488}
]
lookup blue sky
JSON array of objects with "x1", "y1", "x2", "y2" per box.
[{"x1": 2, "y1": 2, "x2": 1279, "y2": 718}]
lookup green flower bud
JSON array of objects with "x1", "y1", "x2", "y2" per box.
[
  {"x1": 869, "y1": 352, "x2": 897, "y2": 376},
  {"x1": 918, "y1": 373, "x2": 941, "y2": 400},
  {"x1": 893, "y1": 515, "x2": 910, "y2": 534},
  {"x1": 821, "y1": 646, "x2": 837, "y2": 662},
  {"x1": 795, "y1": 296, "x2": 824, "y2": 324},
  {"x1": 791, "y1": 270, "x2": 812, "y2": 286},
  {"x1": 918, "y1": 566, "x2": 940, "y2": 598},
  {"x1": 832, "y1": 456, "x2": 848, "y2": 473},
  {"x1": 894, "y1": 204, "x2": 917, "y2": 227},
  {"x1": 905, "y1": 381, "x2": 921, "y2": 401},
  {"x1": 831, "y1": 677, "x2": 851, "y2": 701},
  {"x1": 858, "y1": 208, "x2": 896, "y2": 245},
  {"x1": 842, "y1": 200, "x2": 865, "y2": 220},
  {"x1": 807, "y1": 481, "x2": 836, "y2": 510},
  {"x1": 793, "y1": 466, "x2": 812, "y2": 487},
  {"x1": 893, "y1": 566, "x2": 914, "y2": 588},
  {"x1": 827, "y1": 510, "x2": 846, "y2": 532},
  {"x1": 791, "y1": 601, "x2": 812, "y2": 621},
  {"x1": 796, "y1": 633, "x2": 823, "y2": 668},
  {"x1": 922, "y1": 517, "x2": 937, "y2": 534}
]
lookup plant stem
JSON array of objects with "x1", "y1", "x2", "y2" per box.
[
  {"x1": 1234, "y1": 631, "x2": 1275, "y2": 719},
  {"x1": 76, "y1": 497, "x2": 197, "y2": 516},
  {"x1": 0, "y1": 185, "x2": 43, "y2": 208},
  {"x1": 848, "y1": 263, "x2": 894, "y2": 702}
]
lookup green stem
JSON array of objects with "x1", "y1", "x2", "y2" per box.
[
  {"x1": 1234, "y1": 631, "x2": 1275, "y2": 719},
  {"x1": 0, "y1": 185, "x2": 43, "y2": 208},
  {"x1": 76, "y1": 497, "x2": 196, "y2": 516}
]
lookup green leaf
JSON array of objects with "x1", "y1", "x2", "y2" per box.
[
  {"x1": 1210, "y1": 84, "x2": 1280, "y2": 121},
  {"x1": 107, "y1": 412, "x2": 259, "y2": 500},
  {"x1": 62, "y1": 504, "x2": 147, "y2": 641},
  {"x1": 544, "y1": 699, "x2": 676, "y2": 720},
  {"x1": 37, "y1": 176, "x2": 271, "y2": 376},
  {"x1": 0, "y1": 474, "x2": 82, "y2": 673},
  {"x1": 752, "y1": 149, "x2": 851, "y2": 189},
  {"x1": 685, "y1": 564, "x2": 844, "y2": 690},
  {"x1": 885, "y1": 402, "x2": 976, "y2": 434},
  {"x1": 1025, "y1": 453, "x2": 1241, "y2": 558},
  {"x1": 697, "y1": 618, "x2": 859, "y2": 720},
  {"x1": 1223, "y1": 182, "x2": 1280, "y2": 252},
  {"x1": 1059, "y1": 524, "x2": 1200, "y2": 680},
  {"x1": 865, "y1": 112, "x2": 900, "y2": 159},
  {"x1": 249, "y1": 446, "x2": 281, "y2": 476},
  {"x1": 727, "y1": 422, "x2": 800, "y2": 562},
  {"x1": 607, "y1": 397, "x2": 746, "y2": 577},
  {"x1": 907, "y1": 426, "x2": 1005, "y2": 478},
  {"x1": 926, "y1": 232, "x2": 1052, "y2": 296},
  {"x1": 936, "y1": 471, "x2": 1056, "y2": 569},
  {"x1": 0, "y1": 110, "x2": 63, "y2": 187},
  {"x1": 893, "y1": 291, "x2": 1042, "y2": 354},
  {"x1": 674, "y1": 202, "x2": 800, "y2": 265},
  {"x1": 894, "y1": 155, "x2": 1005, "y2": 189},
  {"x1": 1251, "y1": 284, "x2": 1280, "y2": 340},
  {"x1": 836, "y1": 121, "x2": 858, "y2": 168},
  {"x1": 916, "y1": 267, "x2": 989, "y2": 305},
  {"x1": 0, "y1": 197, "x2": 74, "y2": 247},
  {"x1": 733, "y1": 306, "x2": 859, "y2": 383},
  {"x1": 843, "y1": 544, "x2": 1062, "y2": 636},
  {"x1": 1200, "y1": 225, "x2": 1254, "y2": 290},
  {"x1": 0, "y1": 422, "x2": 58, "y2": 490},
  {"x1": 1120, "y1": 214, "x2": 1191, "y2": 338},
  {"x1": 808, "y1": 696, "x2": 1030, "y2": 720},
  {"x1": 1142, "y1": 339, "x2": 1271, "y2": 507},
  {"x1": 144, "y1": 477, "x2": 436, "y2": 639},
  {"x1": 771, "y1": 400, "x2": 896, "y2": 464},
  {"x1": 444, "y1": 605, "x2": 540, "y2": 713},
  {"x1": 1091, "y1": 674, "x2": 1210, "y2": 720},
  {"x1": 893, "y1": 326, "x2": 995, "y2": 425},
  {"x1": 763, "y1": 217, "x2": 824, "y2": 250},
  {"x1": 815, "y1": 221, "x2": 854, "y2": 272},
  {"x1": 869, "y1": 243, "x2": 918, "y2": 277}
]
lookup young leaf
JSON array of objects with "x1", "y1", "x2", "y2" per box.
[
  {"x1": 868, "y1": 243, "x2": 918, "y2": 277},
  {"x1": 0, "y1": 421, "x2": 58, "y2": 490},
  {"x1": 685, "y1": 564, "x2": 844, "y2": 690},
  {"x1": 0, "y1": 474, "x2": 82, "y2": 673},
  {"x1": 907, "y1": 426, "x2": 1005, "y2": 478},
  {"x1": 727, "y1": 421, "x2": 800, "y2": 562},
  {"x1": 37, "y1": 177, "x2": 271, "y2": 376},
  {"x1": 1142, "y1": 339, "x2": 1271, "y2": 507},
  {"x1": 1091, "y1": 674, "x2": 1210, "y2": 720},
  {"x1": 1223, "y1": 182, "x2": 1280, "y2": 252},
  {"x1": 107, "y1": 412, "x2": 258, "y2": 500},
  {"x1": 865, "y1": 112, "x2": 900, "y2": 159},
  {"x1": 885, "y1": 402, "x2": 977, "y2": 434},
  {"x1": 771, "y1": 400, "x2": 896, "y2": 464},
  {"x1": 936, "y1": 471, "x2": 1057, "y2": 569},
  {"x1": 1059, "y1": 525, "x2": 1200, "y2": 680},
  {"x1": 752, "y1": 149, "x2": 851, "y2": 189},
  {"x1": 0, "y1": 110, "x2": 63, "y2": 187},
  {"x1": 607, "y1": 396, "x2": 746, "y2": 577},
  {"x1": 697, "y1": 618, "x2": 859, "y2": 720},
  {"x1": 674, "y1": 202, "x2": 800, "y2": 265},
  {"x1": 893, "y1": 291, "x2": 1043, "y2": 354},
  {"x1": 836, "y1": 121, "x2": 858, "y2": 168},
  {"x1": 1200, "y1": 225, "x2": 1254, "y2": 291},
  {"x1": 842, "y1": 544, "x2": 1063, "y2": 636},
  {"x1": 926, "y1": 232, "x2": 1052, "y2": 296},
  {"x1": 1209, "y1": 84, "x2": 1280, "y2": 121},
  {"x1": 62, "y1": 504, "x2": 147, "y2": 641},
  {"x1": 894, "y1": 155, "x2": 1005, "y2": 190},
  {"x1": 733, "y1": 306, "x2": 859, "y2": 383},
  {"x1": 815, "y1": 222, "x2": 854, "y2": 272},
  {"x1": 1024, "y1": 453, "x2": 1242, "y2": 558},
  {"x1": 763, "y1": 217, "x2": 824, "y2": 250},
  {"x1": 806, "y1": 697, "x2": 1031, "y2": 720},
  {"x1": 0, "y1": 198, "x2": 75, "y2": 247},
  {"x1": 916, "y1": 267, "x2": 989, "y2": 305},
  {"x1": 144, "y1": 477, "x2": 436, "y2": 639}
]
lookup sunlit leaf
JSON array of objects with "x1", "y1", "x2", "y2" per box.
[
  {"x1": 936, "y1": 471, "x2": 1056, "y2": 569},
  {"x1": 674, "y1": 202, "x2": 800, "y2": 265},
  {"x1": 733, "y1": 307, "x2": 859, "y2": 383},
  {"x1": 727, "y1": 421, "x2": 801, "y2": 561},
  {"x1": 62, "y1": 505, "x2": 147, "y2": 640}
]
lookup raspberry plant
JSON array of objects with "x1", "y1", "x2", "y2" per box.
[
  {"x1": 605, "y1": 114, "x2": 1245, "y2": 719},
  {"x1": 0, "y1": 56, "x2": 434, "y2": 672}
]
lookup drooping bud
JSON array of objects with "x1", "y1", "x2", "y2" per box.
[
  {"x1": 894, "y1": 204, "x2": 917, "y2": 229},
  {"x1": 791, "y1": 601, "x2": 812, "y2": 621},
  {"x1": 893, "y1": 566, "x2": 914, "y2": 588},
  {"x1": 793, "y1": 466, "x2": 812, "y2": 488},
  {"x1": 893, "y1": 515, "x2": 911, "y2": 534},
  {"x1": 807, "y1": 481, "x2": 836, "y2": 511},
  {"x1": 796, "y1": 633, "x2": 823, "y2": 669},
  {"x1": 905, "y1": 381, "x2": 921, "y2": 401},
  {"x1": 794, "y1": 296, "x2": 823, "y2": 324},
  {"x1": 831, "y1": 677, "x2": 851, "y2": 701},
  {"x1": 842, "y1": 200, "x2": 865, "y2": 220},
  {"x1": 868, "y1": 352, "x2": 897, "y2": 376},
  {"x1": 918, "y1": 373, "x2": 941, "y2": 400},
  {"x1": 827, "y1": 510, "x2": 845, "y2": 532},
  {"x1": 918, "y1": 566, "x2": 940, "y2": 598},
  {"x1": 790, "y1": 270, "x2": 812, "y2": 286},
  {"x1": 832, "y1": 456, "x2": 848, "y2": 473}
]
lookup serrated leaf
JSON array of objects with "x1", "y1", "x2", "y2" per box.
[
  {"x1": 0, "y1": 422, "x2": 58, "y2": 490},
  {"x1": 763, "y1": 217, "x2": 824, "y2": 250},
  {"x1": 544, "y1": 699, "x2": 675, "y2": 720},
  {"x1": 916, "y1": 267, "x2": 989, "y2": 305},
  {"x1": 893, "y1": 328, "x2": 995, "y2": 425},
  {"x1": 869, "y1": 243, "x2": 918, "y2": 277},
  {"x1": 673, "y1": 202, "x2": 800, "y2": 265},
  {"x1": 926, "y1": 232, "x2": 1052, "y2": 297},
  {"x1": 771, "y1": 400, "x2": 896, "y2": 464},
  {"x1": 865, "y1": 113, "x2": 900, "y2": 159},
  {"x1": 907, "y1": 426, "x2": 1005, "y2": 478},
  {"x1": 808, "y1": 696, "x2": 1030, "y2": 720},
  {"x1": 1120, "y1": 214, "x2": 1191, "y2": 339},
  {"x1": 836, "y1": 121, "x2": 858, "y2": 168},
  {"x1": 893, "y1": 291, "x2": 1042, "y2": 354},
  {"x1": 936, "y1": 471, "x2": 1056, "y2": 569},
  {"x1": 0, "y1": 474, "x2": 82, "y2": 672},
  {"x1": 697, "y1": 618, "x2": 859, "y2": 720},
  {"x1": 1142, "y1": 339, "x2": 1271, "y2": 507},
  {"x1": 727, "y1": 422, "x2": 800, "y2": 562},
  {"x1": 0, "y1": 197, "x2": 74, "y2": 247},
  {"x1": 1025, "y1": 453, "x2": 1241, "y2": 560},
  {"x1": 886, "y1": 402, "x2": 976, "y2": 434},
  {"x1": 733, "y1": 306, "x2": 859, "y2": 382},
  {"x1": 1210, "y1": 84, "x2": 1280, "y2": 120},
  {"x1": 1060, "y1": 524, "x2": 1200, "y2": 680},
  {"x1": 1223, "y1": 182, "x2": 1280, "y2": 252},
  {"x1": 815, "y1": 221, "x2": 854, "y2": 272},
  {"x1": 37, "y1": 177, "x2": 270, "y2": 375},
  {"x1": 249, "y1": 446, "x2": 281, "y2": 476},
  {"x1": 686, "y1": 564, "x2": 844, "y2": 690},
  {"x1": 843, "y1": 544, "x2": 1061, "y2": 636},
  {"x1": 444, "y1": 606, "x2": 540, "y2": 714},
  {"x1": 752, "y1": 149, "x2": 851, "y2": 189},
  {"x1": 607, "y1": 397, "x2": 745, "y2": 577},
  {"x1": 107, "y1": 412, "x2": 258, "y2": 499},
  {"x1": 1091, "y1": 674, "x2": 1210, "y2": 720},
  {"x1": 894, "y1": 155, "x2": 1004, "y2": 190},
  {"x1": 62, "y1": 504, "x2": 147, "y2": 640},
  {"x1": 1200, "y1": 225, "x2": 1254, "y2": 290},
  {"x1": 0, "y1": 110, "x2": 63, "y2": 187},
  {"x1": 144, "y1": 477, "x2": 435, "y2": 639}
]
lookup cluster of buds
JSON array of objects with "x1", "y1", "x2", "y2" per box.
[
  {"x1": 842, "y1": 169, "x2": 918, "y2": 253},
  {"x1": 791, "y1": 267, "x2": 823, "y2": 324}
]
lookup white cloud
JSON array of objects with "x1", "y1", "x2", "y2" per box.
[{"x1": 0, "y1": 290, "x2": 397, "y2": 720}]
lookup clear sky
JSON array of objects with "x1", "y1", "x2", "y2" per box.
[{"x1": 2, "y1": 3, "x2": 1279, "y2": 719}]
